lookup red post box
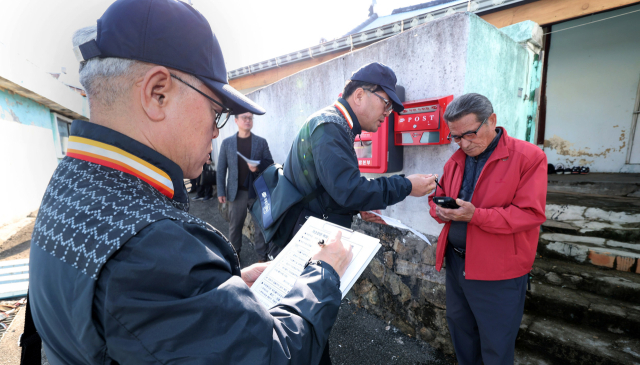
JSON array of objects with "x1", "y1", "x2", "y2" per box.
[{"x1": 394, "y1": 95, "x2": 453, "y2": 146}]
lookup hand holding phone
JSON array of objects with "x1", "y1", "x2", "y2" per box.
[{"x1": 433, "y1": 196, "x2": 460, "y2": 209}]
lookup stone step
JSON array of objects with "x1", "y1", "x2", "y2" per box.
[
  {"x1": 525, "y1": 281, "x2": 640, "y2": 338},
  {"x1": 538, "y1": 233, "x2": 640, "y2": 273},
  {"x1": 514, "y1": 347, "x2": 555, "y2": 365},
  {"x1": 531, "y1": 256, "x2": 640, "y2": 303},
  {"x1": 517, "y1": 314, "x2": 640, "y2": 365},
  {"x1": 547, "y1": 173, "x2": 640, "y2": 198},
  {"x1": 544, "y1": 192, "x2": 640, "y2": 243}
]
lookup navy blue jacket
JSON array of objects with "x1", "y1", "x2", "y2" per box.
[
  {"x1": 284, "y1": 99, "x2": 412, "y2": 227},
  {"x1": 29, "y1": 120, "x2": 341, "y2": 364}
]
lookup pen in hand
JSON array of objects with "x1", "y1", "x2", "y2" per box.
[{"x1": 318, "y1": 239, "x2": 325, "y2": 248}]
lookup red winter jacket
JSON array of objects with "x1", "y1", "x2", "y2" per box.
[{"x1": 428, "y1": 127, "x2": 547, "y2": 280}]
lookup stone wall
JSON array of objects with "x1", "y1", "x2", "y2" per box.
[{"x1": 347, "y1": 218, "x2": 453, "y2": 355}]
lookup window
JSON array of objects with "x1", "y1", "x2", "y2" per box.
[{"x1": 54, "y1": 113, "x2": 72, "y2": 158}]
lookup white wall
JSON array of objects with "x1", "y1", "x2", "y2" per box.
[
  {"x1": 0, "y1": 119, "x2": 58, "y2": 226},
  {"x1": 543, "y1": 4, "x2": 640, "y2": 173}
]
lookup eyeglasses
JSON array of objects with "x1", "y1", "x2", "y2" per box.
[
  {"x1": 447, "y1": 118, "x2": 488, "y2": 143},
  {"x1": 366, "y1": 90, "x2": 393, "y2": 113},
  {"x1": 170, "y1": 74, "x2": 233, "y2": 129}
]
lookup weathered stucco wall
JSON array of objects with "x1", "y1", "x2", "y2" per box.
[{"x1": 543, "y1": 4, "x2": 640, "y2": 173}]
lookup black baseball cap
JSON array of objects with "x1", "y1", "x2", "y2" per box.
[
  {"x1": 350, "y1": 62, "x2": 404, "y2": 113},
  {"x1": 73, "y1": 0, "x2": 265, "y2": 116}
]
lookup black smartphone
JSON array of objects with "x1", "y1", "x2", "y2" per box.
[{"x1": 433, "y1": 197, "x2": 460, "y2": 209}]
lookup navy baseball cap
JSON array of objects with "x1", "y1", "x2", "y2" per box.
[
  {"x1": 73, "y1": 0, "x2": 265, "y2": 116},
  {"x1": 350, "y1": 62, "x2": 404, "y2": 113}
]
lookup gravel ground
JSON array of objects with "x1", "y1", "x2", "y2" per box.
[
  {"x1": 0, "y1": 189, "x2": 449, "y2": 364},
  {"x1": 189, "y1": 192, "x2": 449, "y2": 365}
]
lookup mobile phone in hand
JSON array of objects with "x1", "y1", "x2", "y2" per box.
[{"x1": 433, "y1": 197, "x2": 460, "y2": 209}]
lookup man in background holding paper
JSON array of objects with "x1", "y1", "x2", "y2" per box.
[
  {"x1": 428, "y1": 93, "x2": 547, "y2": 365},
  {"x1": 218, "y1": 112, "x2": 273, "y2": 260}
]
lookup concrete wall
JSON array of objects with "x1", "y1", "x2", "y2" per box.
[
  {"x1": 0, "y1": 44, "x2": 89, "y2": 226},
  {"x1": 0, "y1": 117, "x2": 58, "y2": 226},
  {"x1": 219, "y1": 12, "x2": 536, "y2": 238},
  {"x1": 543, "y1": 4, "x2": 640, "y2": 173}
]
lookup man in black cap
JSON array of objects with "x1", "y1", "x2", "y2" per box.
[
  {"x1": 25, "y1": 0, "x2": 353, "y2": 364},
  {"x1": 282, "y1": 62, "x2": 438, "y2": 364}
]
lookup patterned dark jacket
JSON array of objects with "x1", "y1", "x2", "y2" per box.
[
  {"x1": 283, "y1": 98, "x2": 412, "y2": 228},
  {"x1": 29, "y1": 120, "x2": 341, "y2": 364}
]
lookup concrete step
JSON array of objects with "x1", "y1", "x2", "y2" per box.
[
  {"x1": 547, "y1": 173, "x2": 640, "y2": 198},
  {"x1": 514, "y1": 347, "x2": 554, "y2": 365},
  {"x1": 531, "y1": 256, "x2": 640, "y2": 303},
  {"x1": 517, "y1": 314, "x2": 640, "y2": 365},
  {"x1": 525, "y1": 281, "x2": 640, "y2": 338},
  {"x1": 544, "y1": 192, "x2": 640, "y2": 243},
  {"x1": 538, "y1": 233, "x2": 640, "y2": 273}
]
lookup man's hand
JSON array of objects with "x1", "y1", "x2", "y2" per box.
[
  {"x1": 436, "y1": 199, "x2": 475, "y2": 222},
  {"x1": 359, "y1": 210, "x2": 387, "y2": 225},
  {"x1": 311, "y1": 231, "x2": 353, "y2": 278},
  {"x1": 241, "y1": 262, "x2": 270, "y2": 288},
  {"x1": 218, "y1": 196, "x2": 226, "y2": 204},
  {"x1": 248, "y1": 163, "x2": 258, "y2": 173},
  {"x1": 407, "y1": 174, "x2": 437, "y2": 197}
]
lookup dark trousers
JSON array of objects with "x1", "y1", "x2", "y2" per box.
[
  {"x1": 445, "y1": 245, "x2": 527, "y2": 365},
  {"x1": 228, "y1": 190, "x2": 267, "y2": 259}
]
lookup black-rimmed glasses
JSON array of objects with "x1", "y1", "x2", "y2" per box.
[
  {"x1": 170, "y1": 74, "x2": 233, "y2": 129},
  {"x1": 366, "y1": 90, "x2": 393, "y2": 113},
  {"x1": 447, "y1": 118, "x2": 488, "y2": 143}
]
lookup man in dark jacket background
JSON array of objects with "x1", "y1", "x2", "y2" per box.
[
  {"x1": 218, "y1": 112, "x2": 273, "y2": 260},
  {"x1": 27, "y1": 1, "x2": 353, "y2": 364},
  {"x1": 283, "y1": 62, "x2": 438, "y2": 364},
  {"x1": 284, "y1": 62, "x2": 437, "y2": 232}
]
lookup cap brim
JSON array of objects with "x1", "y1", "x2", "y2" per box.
[
  {"x1": 381, "y1": 85, "x2": 405, "y2": 113},
  {"x1": 200, "y1": 77, "x2": 266, "y2": 115}
]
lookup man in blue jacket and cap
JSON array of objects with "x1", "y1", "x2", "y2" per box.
[
  {"x1": 282, "y1": 62, "x2": 438, "y2": 364},
  {"x1": 25, "y1": 0, "x2": 353, "y2": 364}
]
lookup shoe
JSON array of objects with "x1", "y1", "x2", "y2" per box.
[
  {"x1": 203, "y1": 196, "x2": 212, "y2": 201},
  {"x1": 580, "y1": 166, "x2": 590, "y2": 174},
  {"x1": 192, "y1": 196, "x2": 204, "y2": 201},
  {"x1": 571, "y1": 166, "x2": 580, "y2": 174}
]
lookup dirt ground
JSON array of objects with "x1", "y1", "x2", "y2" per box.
[{"x1": 0, "y1": 191, "x2": 448, "y2": 365}]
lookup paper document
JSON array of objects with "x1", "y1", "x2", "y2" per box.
[
  {"x1": 366, "y1": 211, "x2": 431, "y2": 245},
  {"x1": 251, "y1": 217, "x2": 381, "y2": 309},
  {"x1": 237, "y1": 152, "x2": 260, "y2": 167}
]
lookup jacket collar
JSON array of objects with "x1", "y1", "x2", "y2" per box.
[
  {"x1": 334, "y1": 98, "x2": 362, "y2": 135},
  {"x1": 451, "y1": 126, "x2": 510, "y2": 166},
  {"x1": 67, "y1": 120, "x2": 188, "y2": 203}
]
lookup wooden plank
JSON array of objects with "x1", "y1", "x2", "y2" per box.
[
  {"x1": 0, "y1": 281, "x2": 28, "y2": 300},
  {"x1": 481, "y1": 0, "x2": 640, "y2": 28},
  {"x1": 0, "y1": 266, "x2": 29, "y2": 277},
  {"x1": 0, "y1": 259, "x2": 29, "y2": 268},
  {"x1": 0, "y1": 273, "x2": 28, "y2": 284}
]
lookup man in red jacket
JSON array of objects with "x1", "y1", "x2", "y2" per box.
[{"x1": 428, "y1": 93, "x2": 547, "y2": 365}]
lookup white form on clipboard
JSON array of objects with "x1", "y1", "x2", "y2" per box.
[{"x1": 250, "y1": 217, "x2": 381, "y2": 309}]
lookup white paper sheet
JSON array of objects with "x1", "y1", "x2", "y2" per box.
[
  {"x1": 251, "y1": 217, "x2": 381, "y2": 309},
  {"x1": 236, "y1": 151, "x2": 260, "y2": 167},
  {"x1": 366, "y1": 211, "x2": 431, "y2": 245}
]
